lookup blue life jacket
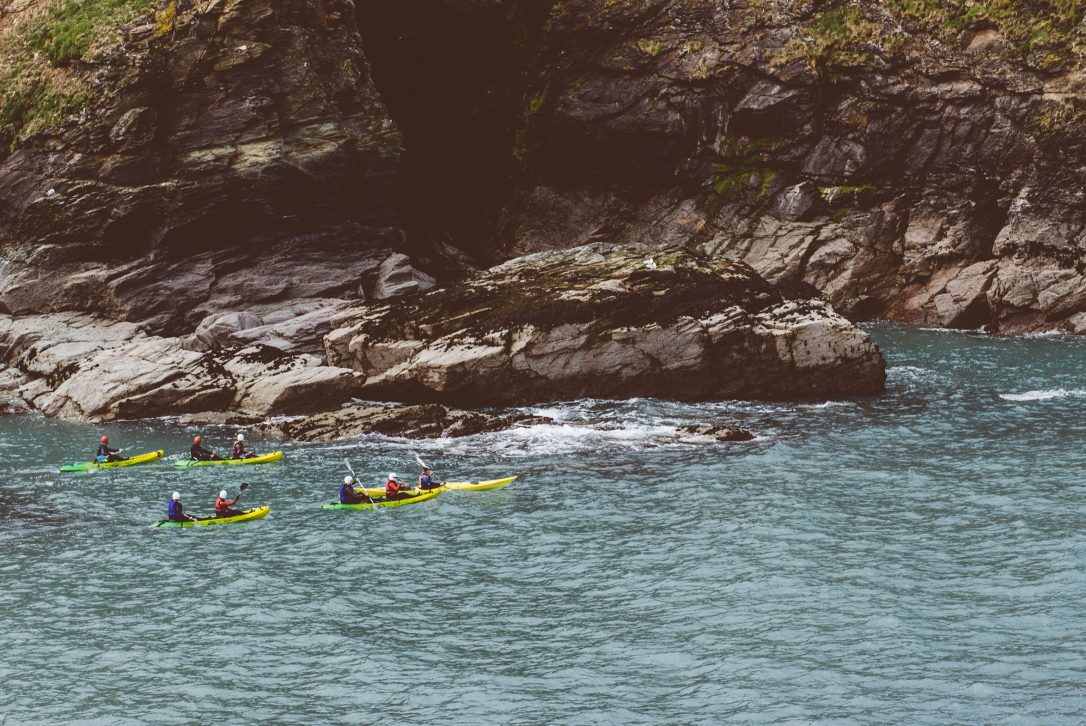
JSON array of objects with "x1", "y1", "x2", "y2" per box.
[
  {"x1": 168, "y1": 500, "x2": 182, "y2": 518},
  {"x1": 97, "y1": 444, "x2": 110, "y2": 457},
  {"x1": 339, "y1": 483, "x2": 354, "y2": 502}
]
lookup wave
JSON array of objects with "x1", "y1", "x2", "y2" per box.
[{"x1": 999, "y1": 388, "x2": 1086, "y2": 402}]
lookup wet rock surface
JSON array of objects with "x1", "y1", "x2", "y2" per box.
[
  {"x1": 678, "y1": 425, "x2": 755, "y2": 443},
  {"x1": 325, "y1": 244, "x2": 887, "y2": 405}
]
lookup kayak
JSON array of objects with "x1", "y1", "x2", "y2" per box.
[
  {"x1": 149, "y1": 505, "x2": 270, "y2": 528},
  {"x1": 59, "y1": 450, "x2": 165, "y2": 473},
  {"x1": 355, "y1": 476, "x2": 517, "y2": 497},
  {"x1": 322, "y1": 489, "x2": 441, "y2": 511},
  {"x1": 172, "y1": 451, "x2": 284, "y2": 468}
]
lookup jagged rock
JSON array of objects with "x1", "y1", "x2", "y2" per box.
[
  {"x1": 325, "y1": 244, "x2": 886, "y2": 405},
  {"x1": 0, "y1": 314, "x2": 362, "y2": 421},
  {"x1": 678, "y1": 425, "x2": 754, "y2": 442},
  {"x1": 368, "y1": 253, "x2": 437, "y2": 300},
  {"x1": 188, "y1": 300, "x2": 352, "y2": 355},
  {"x1": 257, "y1": 403, "x2": 551, "y2": 441}
]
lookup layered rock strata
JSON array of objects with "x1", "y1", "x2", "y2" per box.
[{"x1": 324, "y1": 244, "x2": 886, "y2": 405}]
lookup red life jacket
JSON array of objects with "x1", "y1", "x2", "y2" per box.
[
  {"x1": 386, "y1": 480, "x2": 402, "y2": 496},
  {"x1": 233, "y1": 441, "x2": 244, "y2": 457},
  {"x1": 215, "y1": 497, "x2": 236, "y2": 513}
]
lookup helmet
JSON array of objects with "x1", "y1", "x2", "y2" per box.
[
  {"x1": 219, "y1": 490, "x2": 228, "y2": 499},
  {"x1": 194, "y1": 435, "x2": 202, "y2": 444},
  {"x1": 236, "y1": 433, "x2": 244, "y2": 442},
  {"x1": 172, "y1": 491, "x2": 181, "y2": 500},
  {"x1": 343, "y1": 475, "x2": 354, "y2": 485},
  {"x1": 388, "y1": 472, "x2": 397, "y2": 480},
  {"x1": 390, "y1": 473, "x2": 401, "y2": 483},
  {"x1": 100, "y1": 436, "x2": 108, "y2": 443}
]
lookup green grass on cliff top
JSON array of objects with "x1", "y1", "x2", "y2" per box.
[
  {"x1": 27, "y1": 0, "x2": 159, "y2": 64},
  {"x1": 1, "y1": 0, "x2": 160, "y2": 145}
]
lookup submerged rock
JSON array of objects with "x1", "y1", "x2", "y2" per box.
[
  {"x1": 678, "y1": 425, "x2": 755, "y2": 442},
  {"x1": 257, "y1": 403, "x2": 550, "y2": 441},
  {"x1": 325, "y1": 244, "x2": 886, "y2": 405}
]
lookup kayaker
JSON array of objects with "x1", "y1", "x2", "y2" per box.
[
  {"x1": 190, "y1": 435, "x2": 222, "y2": 461},
  {"x1": 231, "y1": 433, "x2": 256, "y2": 460},
  {"x1": 339, "y1": 475, "x2": 369, "y2": 504},
  {"x1": 418, "y1": 467, "x2": 443, "y2": 490},
  {"x1": 385, "y1": 473, "x2": 408, "y2": 500},
  {"x1": 214, "y1": 489, "x2": 243, "y2": 518},
  {"x1": 96, "y1": 436, "x2": 126, "y2": 463},
  {"x1": 167, "y1": 491, "x2": 196, "y2": 522}
]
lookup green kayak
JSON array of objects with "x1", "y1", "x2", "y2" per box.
[
  {"x1": 172, "y1": 451, "x2": 284, "y2": 468},
  {"x1": 59, "y1": 450, "x2": 165, "y2": 473}
]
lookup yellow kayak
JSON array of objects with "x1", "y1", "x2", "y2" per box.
[
  {"x1": 355, "y1": 476, "x2": 517, "y2": 497},
  {"x1": 322, "y1": 489, "x2": 441, "y2": 510},
  {"x1": 60, "y1": 450, "x2": 165, "y2": 473},
  {"x1": 173, "y1": 451, "x2": 284, "y2": 468},
  {"x1": 150, "y1": 505, "x2": 270, "y2": 528}
]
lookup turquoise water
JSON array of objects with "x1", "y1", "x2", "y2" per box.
[{"x1": 2, "y1": 324, "x2": 1086, "y2": 724}]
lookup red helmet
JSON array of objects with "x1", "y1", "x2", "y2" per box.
[
  {"x1": 101, "y1": 436, "x2": 108, "y2": 443},
  {"x1": 194, "y1": 435, "x2": 202, "y2": 444}
]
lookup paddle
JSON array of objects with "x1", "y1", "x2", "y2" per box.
[{"x1": 344, "y1": 459, "x2": 378, "y2": 509}]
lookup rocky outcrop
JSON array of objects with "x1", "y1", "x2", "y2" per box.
[
  {"x1": 324, "y1": 244, "x2": 886, "y2": 405},
  {"x1": 0, "y1": 313, "x2": 362, "y2": 421},
  {"x1": 257, "y1": 402, "x2": 551, "y2": 441}
]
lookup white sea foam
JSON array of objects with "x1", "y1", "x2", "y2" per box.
[{"x1": 999, "y1": 388, "x2": 1086, "y2": 402}]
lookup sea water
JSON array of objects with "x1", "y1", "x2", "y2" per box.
[{"x1": 1, "y1": 324, "x2": 1085, "y2": 724}]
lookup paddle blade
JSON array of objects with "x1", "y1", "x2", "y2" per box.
[
  {"x1": 414, "y1": 453, "x2": 428, "y2": 469},
  {"x1": 239, "y1": 483, "x2": 250, "y2": 491},
  {"x1": 344, "y1": 458, "x2": 356, "y2": 477}
]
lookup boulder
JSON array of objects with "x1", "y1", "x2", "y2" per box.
[
  {"x1": 368, "y1": 253, "x2": 437, "y2": 300},
  {"x1": 325, "y1": 244, "x2": 886, "y2": 405}
]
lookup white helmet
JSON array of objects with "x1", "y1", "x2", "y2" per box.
[
  {"x1": 236, "y1": 433, "x2": 244, "y2": 441},
  {"x1": 390, "y1": 473, "x2": 401, "y2": 483},
  {"x1": 172, "y1": 491, "x2": 181, "y2": 500},
  {"x1": 219, "y1": 490, "x2": 229, "y2": 499},
  {"x1": 343, "y1": 475, "x2": 354, "y2": 485}
]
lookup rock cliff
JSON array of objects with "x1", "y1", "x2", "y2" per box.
[{"x1": 359, "y1": 0, "x2": 1086, "y2": 334}]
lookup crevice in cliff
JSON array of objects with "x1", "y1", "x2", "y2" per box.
[{"x1": 353, "y1": 1, "x2": 555, "y2": 270}]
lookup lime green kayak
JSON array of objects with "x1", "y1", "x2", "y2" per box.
[
  {"x1": 356, "y1": 476, "x2": 517, "y2": 497},
  {"x1": 172, "y1": 451, "x2": 284, "y2": 468},
  {"x1": 322, "y1": 489, "x2": 440, "y2": 511},
  {"x1": 150, "y1": 505, "x2": 270, "y2": 528},
  {"x1": 60, "y1": 450, "x2": 165, "y2": 473}
]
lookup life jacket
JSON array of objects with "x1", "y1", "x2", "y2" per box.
[
  {"x1": 168, "y1": 500, "x2": 182, "y2": 519},
  {"x1": 97, "y1": 444, "x2": 110, "y2": 457},
  {"x1": 215, "y1": 497, "x2": 235, "y2": 513},
  {"x1": 386, "y1": 479, "x2": 402, "y2": 496},
  {"x1": 340, "y1": 483, "x2": 355, "y2": 502},
  {"x1": 232, "y1": 441, "x2": 244, "y2": 457}
]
